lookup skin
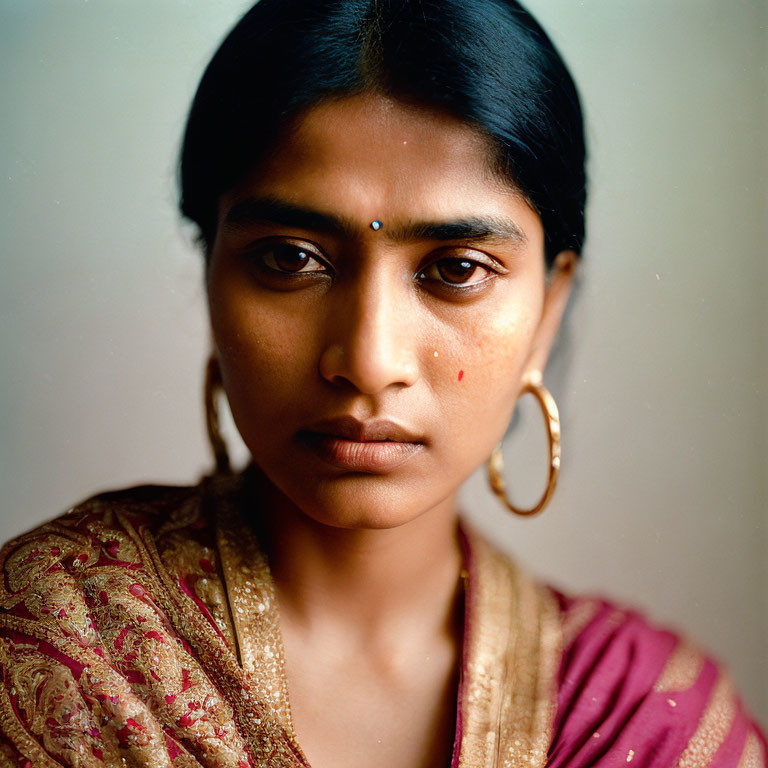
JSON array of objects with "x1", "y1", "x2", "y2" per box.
[{"x1": 206, "y1": 93, "x2": 576, "y2": 768}]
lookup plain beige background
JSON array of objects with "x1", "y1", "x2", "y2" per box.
[{"x1": 1, "y1": 0, "x2": 766, "y2": 723}]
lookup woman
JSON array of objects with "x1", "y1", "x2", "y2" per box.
[{"x1": 0, "y1": 0, "x2": 764, "y2": 766}]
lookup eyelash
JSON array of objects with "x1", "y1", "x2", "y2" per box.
[{"x1": 247, "y1": 241, "x2": 499, "y2": 291}]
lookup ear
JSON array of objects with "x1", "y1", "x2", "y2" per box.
[{"x1": 522, "y1": 250, "x2": 577, "y2": 384}]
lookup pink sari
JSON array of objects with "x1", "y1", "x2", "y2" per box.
[{"x1": 0, "y1": 469, "x2": 764, "y2": 767}]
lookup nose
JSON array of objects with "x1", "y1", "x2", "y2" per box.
[{"x1": 318, "y1": 269, "x2": 420, "y2": 394}]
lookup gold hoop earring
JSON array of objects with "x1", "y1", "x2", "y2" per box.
[
  {"x1": 487, "y1": 373, "x2": 561, "y2": 517},
  {"x1": 204, "y1": 354, "x2": 232, "y2": 475}
]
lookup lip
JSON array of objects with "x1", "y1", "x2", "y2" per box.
[
  {"x1": 300, "y1": 416, "x2": 425, "y2": 472},
  {"x1": 306, "y1": 416, "x2": 423, "y2": 443}
]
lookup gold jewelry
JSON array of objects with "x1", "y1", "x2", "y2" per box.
[
  {"x1": 487, "y1": 372, "x2": 561, "y2": 516},
  {"x1": 204, "y1": 354, "x2": 232, "y2": 474}
]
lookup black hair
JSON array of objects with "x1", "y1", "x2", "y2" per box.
[{"x1": 179, "y1": 0, "x2": 587, "y2": 267}]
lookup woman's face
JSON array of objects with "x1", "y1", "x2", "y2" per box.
[{"x1": 207, "y1": 93, "x2": 574, "y2": 529}]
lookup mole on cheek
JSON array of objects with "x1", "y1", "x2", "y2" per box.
[{"x1": 458, "y1": 370, "x2": 464, "y2": 382}]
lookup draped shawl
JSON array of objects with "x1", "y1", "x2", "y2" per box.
[{"x1": 0, "y1": 470, "x2": 764, "y2": 767}]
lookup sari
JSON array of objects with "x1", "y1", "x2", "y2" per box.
[{"x1": 0, "y1": 467, "x2": 764, "y2": 767}]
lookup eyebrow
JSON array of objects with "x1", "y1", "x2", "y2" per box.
[{"x1": 222, "y1": 196, "x2": 527, "y2": 245}]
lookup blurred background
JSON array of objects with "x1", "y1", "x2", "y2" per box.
[{"x1": 1, "y1": 0, "x2": 766, "y2": 721}]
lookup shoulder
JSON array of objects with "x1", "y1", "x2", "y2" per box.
[
  {"x1": 460, "y1": 526, "x2": 766, "y2": 765},
  {"x1": 0, "y1": 474, "x2": 245, "y2": 765},
  {"x1": 547, "y1": 589, "x2": 767, "y2": 767},
  {"x1": 0, "y1": 478, "x2": 208, "y2": 596}
]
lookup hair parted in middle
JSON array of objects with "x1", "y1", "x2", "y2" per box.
[{"x1": 179, "y1": 0, "x2": 587, "y2": 266}]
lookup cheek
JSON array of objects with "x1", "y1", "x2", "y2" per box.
[
  {"x1": 432, "y1": 294, "x2": 541, "y2": 446},
  {"x1": 206, "y1": 261, "x2": 317, "y2": 414},
  {"x1": 452, "y1": 304, "x2": 536, "y2": 388}
]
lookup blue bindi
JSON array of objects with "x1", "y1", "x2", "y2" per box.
[{"x1": 370, "y1": 220, "x2": 383, "y2": 231}]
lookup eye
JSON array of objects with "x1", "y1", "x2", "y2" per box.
[
  {"x1": 416, "y1": 256, "x2": 496, "y2": 288},
  {"x1": 254, "y1": 242, "x2": 328, "y2": 275}
]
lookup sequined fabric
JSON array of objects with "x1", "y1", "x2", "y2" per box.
[
  {"x1": 0, "y1": 473, "x2": 305, "y2": 768},
  {"x1": 0, "y1": 470, "x2": 764, "y2": 767}
]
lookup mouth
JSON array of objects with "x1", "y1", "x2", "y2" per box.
[
  {"x1": 299, "y1": 416, "x2": 425, "y2": 472},
  {"x1": 301, "y1": 433, "x2": 423, "y2": 472},
  {"x1": 305, "y1": 415, "x2": 423, "y2": 443}
]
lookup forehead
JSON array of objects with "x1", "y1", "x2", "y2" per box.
[
  {"x1": 241, "y1": 96, "x2": 515, "y2": 200},
  {"x1": 220, "y1": 93, "x2": 542, "y2": 248},
  {"x1": 278, "y1": 93, "x2": 494, "y2": 175}
]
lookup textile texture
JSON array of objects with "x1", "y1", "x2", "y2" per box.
[{"x1": 0, "y1": 470, "x2": 764, "y2": 767}]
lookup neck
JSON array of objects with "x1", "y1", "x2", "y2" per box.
[{"x1": 248, "y1": 469, "x2": 463, "y2": 644}]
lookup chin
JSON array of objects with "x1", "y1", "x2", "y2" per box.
[
  {"x1": 246, "y1": 446, "x2": 461, "y2": 532},
  {"x1": 272, "y1": 472, "x2": 450, "y2": 531},
  {"x1": 306, "y1": 510, "x2": 411, "y2": 531},
  {"x1": 301, "y1": 478, "x2": 428, "y2": 530}
]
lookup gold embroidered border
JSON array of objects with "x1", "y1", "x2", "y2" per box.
[
  {"x1": 211, "y1": 475, "x2": 310, "y2": 768},
  {"x1": 116, "y1": 494, "x2": 298, "y2": 766},
  {"x1": 216, "y1": 501, "x2": 295, "y2": 732},
  {"x1": 456, "y1": 528, "x2": 562, "y2": 768},
  {"x1": 737, "y1": 730, "x2": 767, "y2": 768},
  {"x1": 457, "y1": 532, "x2": 516, "y2": 768},
  {"x1": 653, "y1": 638, "x2": 705, "y2": 694},
  {"x1": 676, "y1": 671, "x2": 737, "y2": 768}
]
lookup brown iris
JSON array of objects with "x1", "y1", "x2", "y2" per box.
[
  {"x1": 270, "y1": 244, "x2": 314, "y2": 272},
  {"x1": 436, "y1": 258, "x2": 478, "y2": 284}
]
